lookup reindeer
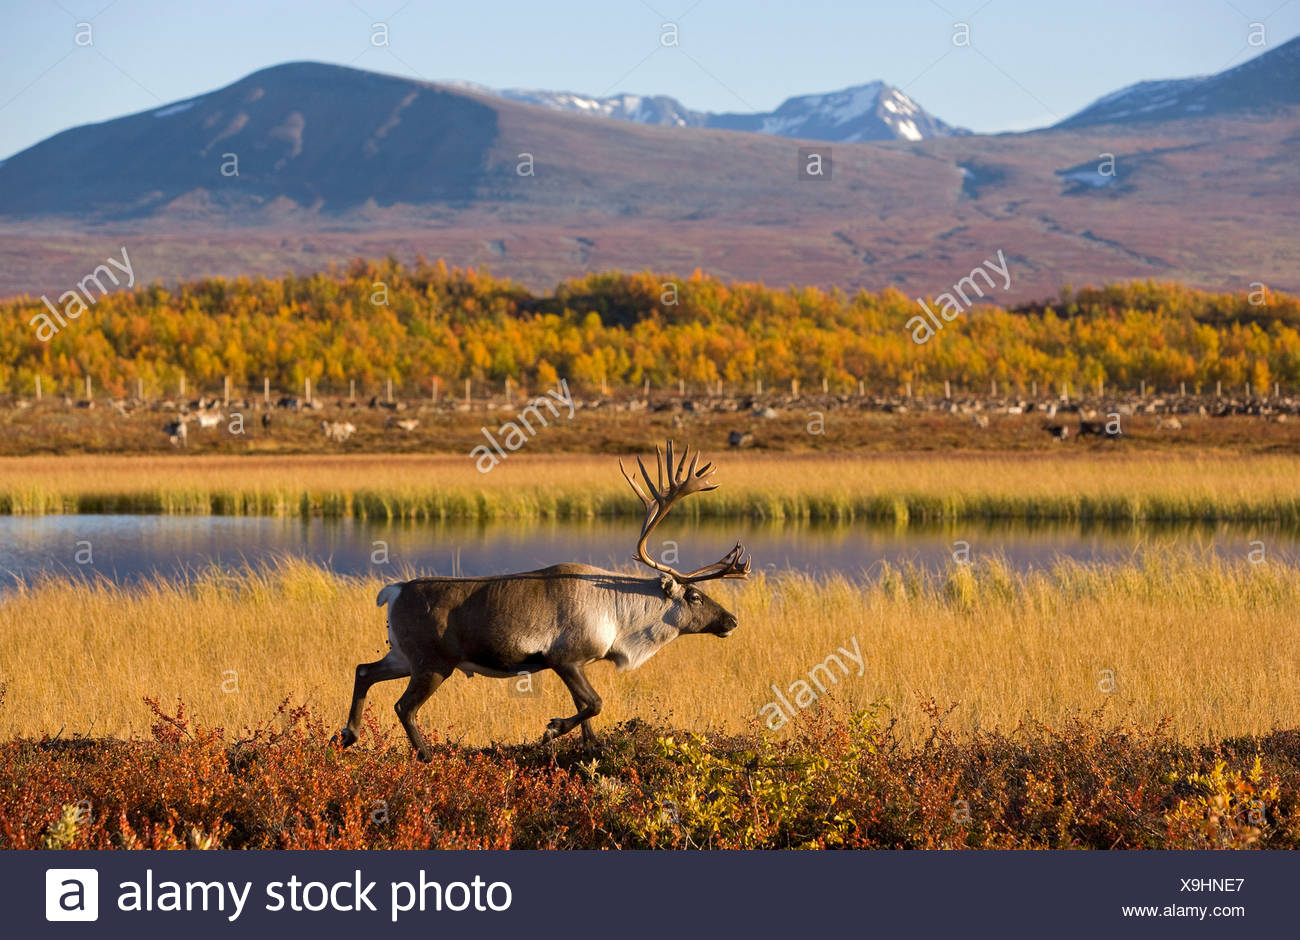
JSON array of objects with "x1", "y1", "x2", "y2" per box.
[
  {"x1": 336, "y1": 441, "x2": 751, "y2": 760},
  {"x1": 1079, "y1": 416, "x2": 1123, "y2": 440},
  {"x1": 162, "y1": 417, "x2": 188, "y2": 447},
  {"x1": 1077, "y1": 418, "x2": 1104, "y2": 438},
  {"x1": 321, "y1": 420, "x2": 357, "y2": 443}
]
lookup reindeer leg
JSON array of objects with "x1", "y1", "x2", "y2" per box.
[
  {"x1": 395, "y1": 666, "x2": 450, "y2": 762},
  {"x1": 544, "y1": 664, "x2": 603, "y2": 751},
  {"x1": 577, "y1": 718, "x2": 601, "y2": 753},
  {"x1": 336, "y1": 650, "x2": 410, "y2": 748}
]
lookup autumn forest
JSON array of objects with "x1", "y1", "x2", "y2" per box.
[{"x1": 4, "y1": 258, "x2": 1299, "y2": 399}]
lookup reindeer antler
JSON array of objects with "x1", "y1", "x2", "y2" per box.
[{"x1": 620, "y1": 440, "x2": 751, "y2": 583}]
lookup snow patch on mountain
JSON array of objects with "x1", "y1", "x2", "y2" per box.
[
  {"x1": 1061, "y1": 168, "x2": 1116, "y2": 188},
  {"x1": 893, "y1": 119, "x2": 921, "y2": 141},
  {"x1": 153, "y1": 99, "x2": 199, "y2": 118},
  {"x1": 447, "y1": 79, "x2": 963, "y2": 142}
]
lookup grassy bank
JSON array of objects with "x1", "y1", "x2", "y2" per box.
[
  {"x1": 3, "y1": 708, "x2": 1296, "y2": 849},
  {"x1": 3, "y1": 452, "x2": 1300, "y2": 523},
  {"x1": 3, "y1": 554, "x2": 1298, "y2": 745}
]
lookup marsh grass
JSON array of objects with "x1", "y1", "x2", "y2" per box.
[
  {"x1": 2, "y1": 551, "x2": 1297, "y2": 746},
  {"x1": 2, "y1": 452, "x2": 1299, "y2": 523}
]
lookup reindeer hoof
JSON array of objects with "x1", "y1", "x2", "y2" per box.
[
  {"x1": 542, "y1": 718, "x2": 567, "y2": 741},
  {"x1": 415, "y1": 749, "x2": 432, "y2": 763},
  {"x1": 333, "y1": 728, "x2": 357, "y2": 748}
]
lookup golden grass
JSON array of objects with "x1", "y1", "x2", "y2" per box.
[
  {"x1": 3, "y1": 553, "x2": 1297, "y2": 745},
  {"x1": 2, "y1": 452, "x2": 1300, "y2": 523}
]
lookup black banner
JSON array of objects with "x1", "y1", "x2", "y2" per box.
[{"x1": 8, "y1": 850, "x2": 1294, "y2": 938}]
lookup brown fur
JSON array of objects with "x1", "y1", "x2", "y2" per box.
[{"x1": 336, "y1": 564, "x2": 737, "y2": 759}]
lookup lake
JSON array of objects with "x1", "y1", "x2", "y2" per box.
[{"x1": 2, "y1": 515, "x2": 1297, "y2": 588}]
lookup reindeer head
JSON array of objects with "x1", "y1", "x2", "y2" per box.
[{"x1": 621, "y1": 440, "x2": 750, "y2": 637}]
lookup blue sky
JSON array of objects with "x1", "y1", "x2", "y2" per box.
[{"x1": 2, "y1": 0, "x2": 1298, "y2": 158}]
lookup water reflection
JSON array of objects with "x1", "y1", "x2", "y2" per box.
[{"x1": 2, "y1": 514, "x2": 1297, "y2": 588}]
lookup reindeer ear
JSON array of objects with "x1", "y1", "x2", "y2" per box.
[{"x1": 660, "y1": 574, "x2": 685, "y2": 599}]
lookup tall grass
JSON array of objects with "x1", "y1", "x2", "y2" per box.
[
  {"x1": 2, "y1": 453, "x2": 1300, "y2": 523},
  {"x1": 2, "y1": 551, "x2": 1297, "y2": 745}
]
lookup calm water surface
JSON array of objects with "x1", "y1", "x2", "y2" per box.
[{"x1": 2, "y1": 515, "x2": 1298, "y2": 588}]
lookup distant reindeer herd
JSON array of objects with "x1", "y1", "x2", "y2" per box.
[
  {"x1": 1040, "y1": 414, "x2": 1124, "y2": 442},
  {"x1": 160, "y1": 399, "x2": 223, "y2": 447},
  {"x1": 153, "y1": 396, "x2": 422, "y2": 447},
  {"x1": 2, "y1": 382, "x2": 1291, "y2": 453}
]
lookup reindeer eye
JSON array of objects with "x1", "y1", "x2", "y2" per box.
[{"x1": 686, "y1": 590, "x2": 701, "y2": 603}]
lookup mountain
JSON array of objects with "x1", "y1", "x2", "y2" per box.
[
  {"x1": 707, "y1": 82, "x2": 966, "y2": 142},
  {"x1": 456, "y1": 80, "x2": 965, "y2": 142},
  {"x1": 448, "y1": 82, "x2": 708, "y2": 129},
  {"x1": 0, "y1": 50, "x2": 1297, "y2": 300},
  {"x1": 0, "y1": 62, "x2": 968, "y2": 223},
  {"x1": 1058, "y1": 34, "x2": 1300, "y2": 127},
  {"x1": 0, "y1": 63, "x2": 500, "y2": 217}
]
